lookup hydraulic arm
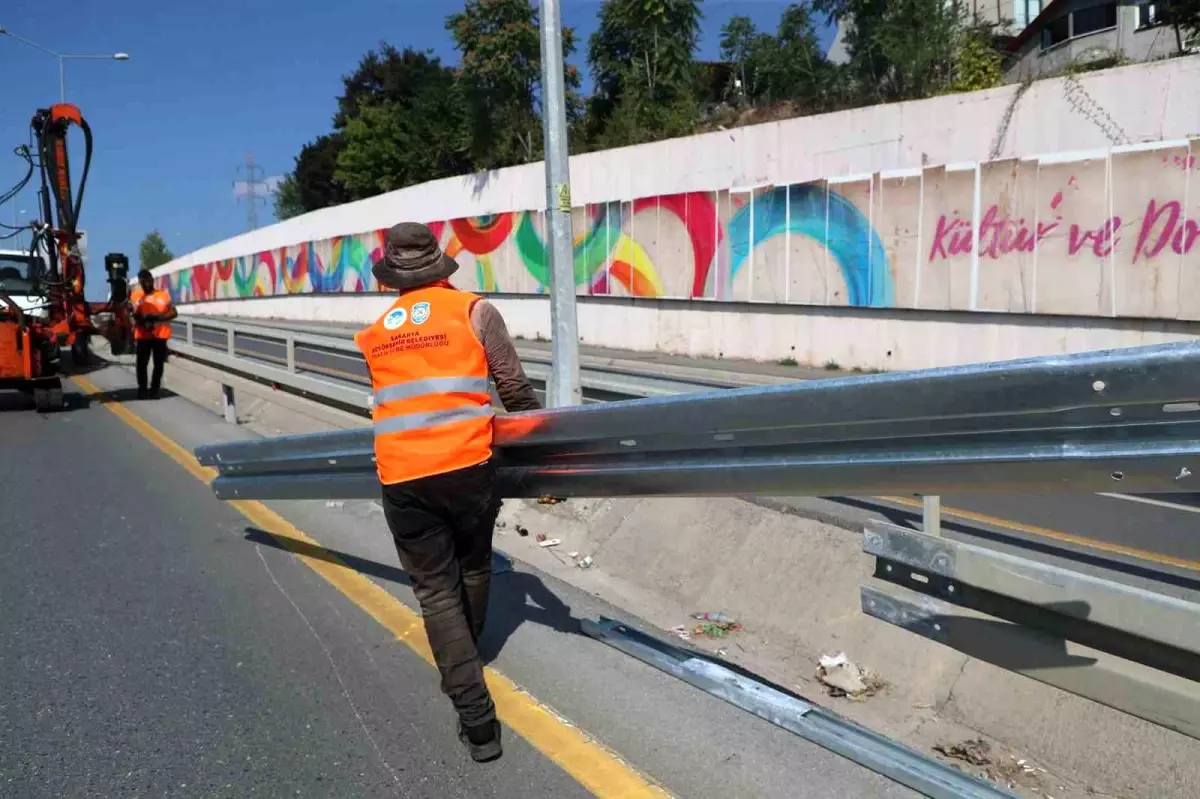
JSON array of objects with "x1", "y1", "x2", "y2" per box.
[{"x1": 0, "y1": 102, "x2": 134, "y2": 411}]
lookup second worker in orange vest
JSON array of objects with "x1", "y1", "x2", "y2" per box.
[
  {"x1": 355, "y1": 222, "x2": 540, "y2": 764},
  {"x1": 130, "y1": 268, "x2": 178, "y2": 400}
]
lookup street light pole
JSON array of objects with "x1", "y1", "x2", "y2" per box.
[
  {"x1": 538, "y1": 0, "x2": 581, "y2": 408},
  {"x1": 0, "y1": 27, "x2": 130, "y2": 103}
]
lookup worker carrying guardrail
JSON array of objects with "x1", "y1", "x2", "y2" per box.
[
  {"x1": 129, "y1": 268, "x2": 178, "y2": 400},
  {"x1": 354, "y1": 222, "x2": 540, "y2": 763}
]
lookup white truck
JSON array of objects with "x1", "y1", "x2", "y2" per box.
[{"x1": 0, "y1": 247, "x2": 51, "y2": 320}]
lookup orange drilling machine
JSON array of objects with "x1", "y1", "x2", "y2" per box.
[{"x1": 0, "y1": 103, "x2": 134, "y2": 411}]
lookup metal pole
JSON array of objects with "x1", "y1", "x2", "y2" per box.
[
  {"x1": 538, "y1": 0, "x2": 581, "y2": 408},
  {"x1": 221, "y1": 384, "x2": 238, "y2": 425},
  {"x1": 58, "y1": 56, "x2": 65, "y2": 103},
  {"x1": 923, "y1": 494, "x2": 942, "y2": 538}
]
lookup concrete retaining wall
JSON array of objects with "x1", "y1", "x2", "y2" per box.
[{"x1": 157, "y1": 57, "x2": 1200, "y2": 370}]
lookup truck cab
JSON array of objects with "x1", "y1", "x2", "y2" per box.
[{"x1": 0, "y1": 248, "x2": 51, "y2": 320}]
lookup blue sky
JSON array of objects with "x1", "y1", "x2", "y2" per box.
[{"x1": 0, "y1": 1, "x2": 834, "y2": 295}]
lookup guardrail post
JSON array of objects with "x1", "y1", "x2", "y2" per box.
[
  {"x1": 226, "y1": 328, "x2": 235, "y2": 356},
  {"x1": 286, "y1": 337, "x2": 296, "y2": 373},
  {"x1": 221, "y1": 384, "x2": 238, "y2": 425},
  {"x1": 186, "y1": 320, "x2": 194, "y2": 346},
  {"x1": 922, "y1": 495, "x2": 942, "y2": 537}
]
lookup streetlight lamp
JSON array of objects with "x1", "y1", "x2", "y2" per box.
[{"x1": 0, "y1": 26, "x2": 129, "y2": 103}]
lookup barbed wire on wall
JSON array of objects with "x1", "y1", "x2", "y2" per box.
[{"x1": 1061, "y1": 73, "x2": 1131, "y2": 146}]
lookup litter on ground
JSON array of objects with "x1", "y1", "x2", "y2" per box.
[
  {"x1": 690, "y1": 612, "x2": 742, "y2": 639},
  {"x1": 668, "y1": 625, "x2": 692, "y2": 641},
  {"x1": 815, "y1": 652, "x2": 885, "y2": 699},
  {"x1": 933, "y1": 738, "x2": 992, "y2": 767}
]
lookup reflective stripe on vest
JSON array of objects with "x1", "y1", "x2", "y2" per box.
[
  {"x1": 355, "y1": 286, "x2": 494, "y2": 485},
  {"x1": 371, "y1": 376, "x2": 491, "y2": 407},
  {"x1": 373, "y1": 404, "x2": 493, "y2": 435}
]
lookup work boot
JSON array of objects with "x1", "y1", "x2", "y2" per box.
[
  {"x1": 137, "y1": 387, "x2": 148, "y2": 401},
  {"x1": 458, "y1": 719, "x2": 502, "y2": 763}
]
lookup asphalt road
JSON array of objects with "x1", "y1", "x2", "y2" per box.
[
  {"x1": 0, "y1": 366, "x2": 915, "y2": 798},
  {"x1": 175, "y1": 318, "x2": 1200, "y2": 588}
]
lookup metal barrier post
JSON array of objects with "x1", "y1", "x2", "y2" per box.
[
  {"x1": 186, "y1": 320, "x2": 194, "y2": 346},
  {"x1": 922, "y1": 495, "x2": 942, "y2": 537},
  {"x1": 286, "y1": 337, "x2": 296, "y2": 372},
  {"x1": 221, "y1": 384, "x2": 237, "y2": 425},
  {"x1": 226, "y1": 327, "x2": 235, "y2": 357}
]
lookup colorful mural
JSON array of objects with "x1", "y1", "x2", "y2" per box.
[{"x1": 160, "y1": 141, "x2": 1200, "y2": 320}]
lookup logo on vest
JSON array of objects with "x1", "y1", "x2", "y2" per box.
[
  {"x1": 383, "y1": 307, "x2": 408, "y2": 330},
  {"x1": 411, "y1": 301, "x2": 431, "y2": 325}
]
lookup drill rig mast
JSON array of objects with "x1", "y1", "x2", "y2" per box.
[{"x1": 0, "y1": 103, "x2": 134, "y2": 411}]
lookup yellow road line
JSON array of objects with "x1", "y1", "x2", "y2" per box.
[
  {"x1": 73, "y1": 375, "x2": 670, "y2": 798},
  {"x1": 881, "y1": 495, "x2": 1200, "y2": 574}
]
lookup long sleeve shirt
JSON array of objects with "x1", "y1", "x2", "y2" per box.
[{"x1": 469, "y1": 299, "x2": 541, "y2": 413}]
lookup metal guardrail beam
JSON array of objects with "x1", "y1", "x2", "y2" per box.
[
  {"x1": 583, "y1": 618, "x2": 1015, "y2": 799},
  {"x1": 862, "y1": 521, "x2": 1200, "y2": 740},
  {"x1": 174, "y1": 317, "x2": 720, "y2": 401},
  {"x1": 861, "y1": 582, "x2": 1200, "y2": 741},
  {"x1": 864, "y1": 521, "x2": 1200, "y2": 660},
  {"x1": 171, "y1": 339, "x2": 371, "y2": 410},
  {"x1": 177, "y1": 316, "x2": 794, "y2": 388},
  {"x1": 189, "y1": 332, "x2": 1200, "y2": 500},
  {"x1": 175, "y1": 316, "x2": 1200, "y2": 456}
]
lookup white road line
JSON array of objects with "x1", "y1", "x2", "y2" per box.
[{"x1": 1098, "y1": 493, "x2": 1200, "y2": 514}]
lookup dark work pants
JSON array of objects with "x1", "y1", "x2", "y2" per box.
[
  {"x1": 380, "y1": 461, "x2": 501, "y2": 728},
  {"x1": 135, "y1": 338, "x2": 168, "y2": 393}
]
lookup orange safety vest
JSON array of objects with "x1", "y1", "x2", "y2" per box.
[
  {"x1": 354, "y1": 286, "x2": 495, "y2": 486},
  {"x1": 130, "y1": 287, "x2": 174, "y2": 340}
]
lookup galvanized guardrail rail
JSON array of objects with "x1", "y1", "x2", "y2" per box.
[
  {"x1": 176, "y1": 315, "x2": 1200, "y2": 793},
  {"x1": 169, "y1": 316, "x2": 749, "y2": 406}
]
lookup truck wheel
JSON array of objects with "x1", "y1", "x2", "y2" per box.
[
  {"x1": 71, "y1": 339, "x2": 90, "y2": 368},
  {"x1": 33, "y1": 382, "x2": 64, "y2": 413}
]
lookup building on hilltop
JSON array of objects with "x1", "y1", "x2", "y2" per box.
[{"x1": 1003, "y1": 1, "x2": 1195, "y2": 81}]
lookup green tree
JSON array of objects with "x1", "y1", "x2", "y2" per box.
[
  {"x1": 139, "y1": 230, "x2": 173, "y2": 270},
  {"x1": 950, "y1": 27, "x2": 1003, "y2": 93},
  {"x1": 335, "y1": 43, "x2": 424, "y2": 129},
  {"x1": 273, "y1": 173, "x2": 305, "y2": 221},
  {"x1": 587, "y1": 0, "x2": 703, "y2": 147},
  {"x1": 280, "y1": 133, "x2": 350, "y2": 216},
  {"x1": 813, "y1": 0, "x2": 968, "y2": 104},
  {"x1": 1160, "y1": 0, "x2": 1200, "y2": 54},
  {"x1": 719, "y1": 15, "x2": 759, "y2": 104},
  {"x1": 761, "y1": 4, "x2": 838, "y2": 109},
  {"x1": 448, "y1": 0, "x2": 582, "y2": 168},
  {"x1": 335, "y1": 83, "x2": 472, "y2": 197},
  {"x1": 717, "y1": 6, "x2": 840, "y2": 113},
  {"x1": 333, "y1": 48, "x2": 471, "y2": 199}
]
